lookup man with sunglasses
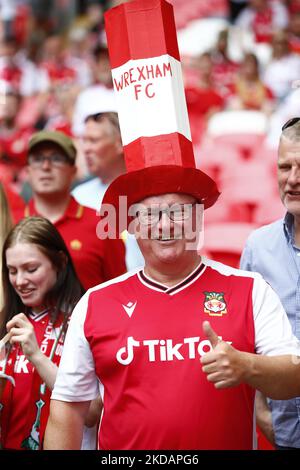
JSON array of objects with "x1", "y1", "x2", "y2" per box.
[
  {"x1": 241, "y1": 117, "x2": 300, "y2": 449},
  {"x1": 22, "y1": 130, "x2": 126, "y2": 291}
]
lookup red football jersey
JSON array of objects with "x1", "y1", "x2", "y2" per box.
[
  {"x1": 252, "y1": 7, "x2": 273, "y2": 43},
  {"x1": 0, "y1": 127, "x2": 34, "y2": 167},
  {"x1": 53, "y1": 259, "x2": 299, "y2": 449},
  {"x1": 1, "y1": 311, "x2": 65, "y2": 450},
  {"x1": 87, "y1": 262, "x2": 255, "y2": 449}
]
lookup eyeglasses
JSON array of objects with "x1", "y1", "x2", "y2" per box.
[
  {"x1": 282, "y1": 117, "x2": 300, "y2": 131},
  {"x1": 135, "y1": 203, "x2": 197, "y2": 225},
  {"x1": 28, "y1": 154, "x2": 71, "y2": 168}
]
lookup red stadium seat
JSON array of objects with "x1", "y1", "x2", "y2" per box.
[
  {"x1": 206, "y1": 110, "x2": 268, "y2": 160},
  {"x1": 201, "y1": 222, "x2": 258, "y2": 267}
]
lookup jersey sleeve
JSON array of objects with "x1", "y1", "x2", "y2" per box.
[
  {"x1": 51, "y1": 291, "x2": 100, "y2": 402},
  {"x1": 253, "y1": 276, "x2": 300, "y2": 357}
]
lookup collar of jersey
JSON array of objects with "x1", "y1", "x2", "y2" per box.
[
  {"x1": 25, "y1": 196, "x2": 83, "y2": 221},
  {"x1": 138, "y1": 261, "x2": 206, "y2": 295},
  {"x1": 28, "y1": 308, "x2": 50, "y2": 322}
]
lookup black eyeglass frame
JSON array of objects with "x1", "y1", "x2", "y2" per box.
[
  {"x1": 135, "y1": 202, "x2": 198, "y2": 226},
  {"x1": 28, "y1": 153, "x2": 72, "y2": 168}
]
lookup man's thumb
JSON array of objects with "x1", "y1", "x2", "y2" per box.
[{"x1": 203, "y1": 321, "x2": 220, "y2": 348}]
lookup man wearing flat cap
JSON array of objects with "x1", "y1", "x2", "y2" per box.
[{"x1": 23, "y1": 130, "x2": 126, "y2": 290}]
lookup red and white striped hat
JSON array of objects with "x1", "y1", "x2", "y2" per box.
[{"x1": 102, "y1": 0, "x2": 220, "y2": 228}]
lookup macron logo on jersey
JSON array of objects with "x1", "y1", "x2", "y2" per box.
[
  {"x1": 116, "y1": 336, "x2": 232, "y2": 366},
  {"x1": 122, "y1": 301, "x2": 137, "y2": 318}
]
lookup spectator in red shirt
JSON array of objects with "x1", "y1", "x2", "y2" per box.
[
  {"x1": 22, "y1": 130, "x2": 126, "y2": 290},
  {"x1": 210, "y1": 29, "x2": 240, "y2": 98},
  {"x1": 0, "y1": 37, "x2": 22, "y2": 90},
  {"x1": 40, "y1": 34, "x2": 77, "y2": 88},
  {"x1": 288, "y1": 11, "x2": 300, "y2": 53},
  {"x1": 235, "y1": 0, "x2": 289, "y2": 43},
  {"x1": 185, "y1": 53, "x2": 224, "y2": 145},
  {"x1": 0, "y1": 84, "x2": 34, "y2": 187}
]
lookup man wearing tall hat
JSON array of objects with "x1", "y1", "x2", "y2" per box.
[{"x1": 44, "y1": 0, "x2": 300, "y2": 450}]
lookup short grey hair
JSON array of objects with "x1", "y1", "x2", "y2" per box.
[{"x1": 281, "y1": 120, "x2": 300, "y2": 142}]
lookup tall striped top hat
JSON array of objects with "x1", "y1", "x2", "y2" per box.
[{"x1": 102, "y1": 0, "x2": 220, "y2": 232}]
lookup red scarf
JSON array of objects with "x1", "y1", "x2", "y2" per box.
[{"x1": 0, "y1": 311, "x2": 67, "y2": 450}]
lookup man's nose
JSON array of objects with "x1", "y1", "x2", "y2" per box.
[
  {"x1": 157, "y1": 210, "x2": 171, "y2": 226},
  {"x1": 157, "y1": 210, "x2": 174, "y2": 238},
  {"x1": 41, "y1": 156, "x2": 52, "y2": 169},
  {"x1": 82, "y1": 140, "x2": 94, "y2": 153},
  {"x1": 287, "y1": 166, "x2": 300, "y2": 185}
]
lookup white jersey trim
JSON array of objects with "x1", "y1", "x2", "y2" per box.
[
  {"x1": 138, "y1": 261, "x2": 206, "y2": 295},
  {"x1": 28, "y1": 309, "x2": 50, "y2": 322}
]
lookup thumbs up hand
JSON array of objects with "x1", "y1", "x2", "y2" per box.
[
  {"x1": 201, "y1": 321, "x2": 247, "y2": 389},
  {"x1": 203, "y1": 320, "x2": 220, "y2": 348}
]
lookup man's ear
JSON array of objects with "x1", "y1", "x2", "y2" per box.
[
  {"x1": 115, "y1": 138, "x2": 123, "y2": 156},
  {"x1": 71, "y1": 164, "x2": 77, "y2": 180}
]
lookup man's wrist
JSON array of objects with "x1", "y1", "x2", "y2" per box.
[{"x1": 238, "y1": 350, "x2": 256, "y2": 386}]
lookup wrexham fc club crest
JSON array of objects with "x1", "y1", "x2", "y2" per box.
[{"x1": 204, "y1": 292, "x2": 227, "y2": 317}]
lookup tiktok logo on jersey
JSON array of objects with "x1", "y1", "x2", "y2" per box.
[
  {"x1": 116, "y1": 335, "x2": 232, "y2": 365},
  {"x1": 14, "y1": 354, "x2": 30, "y2": 373},
  {"x1": 117, "y1": 337, "x2": 140, "y2": 365}
]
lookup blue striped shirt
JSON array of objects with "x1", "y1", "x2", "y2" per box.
[{"x1": 240, "y1": 212, "x2": 300, "y2": 448}]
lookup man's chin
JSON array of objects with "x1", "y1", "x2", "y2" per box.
[
  {"x1": 36, "y1": 187, "x2": 56, "y2": 194},
  {"x1": 284, "y1": 199, "x2": 300, "y2": 216}
]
